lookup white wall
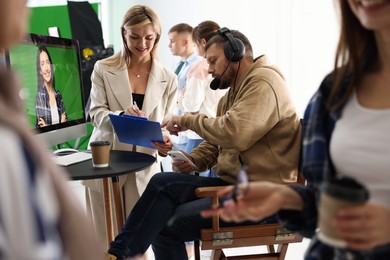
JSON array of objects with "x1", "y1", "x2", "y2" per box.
[
  {"x1": 105, "y1": 0, "x2": 339, "y2": 116},
  {"x1": 28, "y1": 0, "x2": 339, "y2": 116},
  {"x1": 28, "y1": 0, "x2": 100, "y2": 6}
]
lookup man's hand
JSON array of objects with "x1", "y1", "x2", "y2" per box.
[
  {"x1": 161, "y1": 116, "x2": 188, "y2": 136},
  {"x1": 171, "y1": 151, "x2": 196, "y2": 174}
]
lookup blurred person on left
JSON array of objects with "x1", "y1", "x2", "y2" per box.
[{"x1": 0, "y1": 0, "x2": 101, "y2": 259}]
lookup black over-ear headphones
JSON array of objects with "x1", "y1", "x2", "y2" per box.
[{"x1": 218, "y1": 27, "x2": 245, "y2": 62}]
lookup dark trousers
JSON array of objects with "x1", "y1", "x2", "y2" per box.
[
  {"x1": 108, "y1": 172, "x2": 276, "y2": 259},
  {"x1": 108, "y1": 172, "x2": 228, "y2": 259}
]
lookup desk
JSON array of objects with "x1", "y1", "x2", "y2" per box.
[{"x1": 64, "y1": 150, "x2": 155, "y2": 246}]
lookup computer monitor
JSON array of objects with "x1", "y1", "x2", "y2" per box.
[{"x1": 5, "y1": 33, "x2": 87, "y2": 147}]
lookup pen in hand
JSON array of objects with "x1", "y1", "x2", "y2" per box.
[
  {"x1": 132, "y1": 101, "x2": 145, "y2": 117},
  {"x1": 133, "y1": 101, "x2": 139, "y2": 110}
]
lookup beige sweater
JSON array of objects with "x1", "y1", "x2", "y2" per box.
[{"x1": 180, "y1": 56, "x2": 301, "y2": 184}]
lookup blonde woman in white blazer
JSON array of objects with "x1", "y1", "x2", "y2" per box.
[{"x1": 83, "y1": 5, "x2": 177, "y2": 249}]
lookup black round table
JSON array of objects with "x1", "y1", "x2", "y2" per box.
[
  {"x1": 65, "y1": 150, "x2": 156, "y2": 180},
  {"x1": 63, "y1": 150, "x2": 155, "y2": 246}
]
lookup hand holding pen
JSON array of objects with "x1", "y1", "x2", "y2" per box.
[{"x1": 125, "y1": 101, "x2": 145, "y2": 117}]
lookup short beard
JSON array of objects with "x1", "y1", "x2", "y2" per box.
[
  {"x1": 218, "y1": 67, "x2": 235, "y2": 89},
  {"x1": 218, "y1": 80, "x2": 230, "y2": 89}
]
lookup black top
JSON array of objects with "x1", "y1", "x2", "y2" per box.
[{"x1": 132, "y1": 93, "x2": 145, "y2": 110}]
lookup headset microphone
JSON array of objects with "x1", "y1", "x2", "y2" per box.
[
  {"x1": 209, "y1": 27, "x2": 245, "y2": 90},
  {"x1": 210, "y1": 59, "x2": 232, "y2": 90}
]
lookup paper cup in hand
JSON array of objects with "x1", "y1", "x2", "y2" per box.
[
  {"x1": 318, "y1": 176, "x2": 369, "y2": 248},
  {"x1": 90, "y1": 141, "x2": 111, "y2": 168}
]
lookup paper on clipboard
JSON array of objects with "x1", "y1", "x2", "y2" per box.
[{"x1": 109, "y1": 114, "x2": 164, "y2": 149}]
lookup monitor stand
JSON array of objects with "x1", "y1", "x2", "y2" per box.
[{"x1": 53, "y1": 148, "x2": 79, "y2": 156}]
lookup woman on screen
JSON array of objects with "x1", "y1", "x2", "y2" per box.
[{"x1": 35, "y1": 46, "x2": 67, "y2": 127}]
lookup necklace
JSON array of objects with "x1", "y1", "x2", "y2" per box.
[
  {"x1": 129, "y1": 62, "x2": 151, "y2": 79},
  {"x1": 131, "y1": 69, "x2": 142, "y2": 78},
  {"x1": 129, "y1": 67, "x2": 149, "y2": 79}
]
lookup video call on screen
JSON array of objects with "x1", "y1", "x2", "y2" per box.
[{"x1": 6, "y1": 34, "x2": 85, "y2": 132}]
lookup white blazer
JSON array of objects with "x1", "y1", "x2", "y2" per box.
[{"x1": 84, "y1": 58, "x2": 177, "y2": 195}]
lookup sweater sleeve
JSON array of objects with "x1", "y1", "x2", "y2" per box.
[
  {"x1": 277, "y1": 184, "x2": 319, "y2": 238},
  {"x1": 188, "y1": 140, "x2": 219, "y2": 172},
  {"x1": 180, "y1": 72, "x2": 281, "y2": 152}
]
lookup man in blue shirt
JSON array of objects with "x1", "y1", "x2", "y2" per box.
[
  {"x1": 167, "y1": 23, "x2": 202, "y2": 150},
  {"x1": 167, "y1": 23, "x2": 203, "y2": 258}
]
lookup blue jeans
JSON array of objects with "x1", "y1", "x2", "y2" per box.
[{"x1": 108, "y1": 172, "x2": 276, "y2": 259}]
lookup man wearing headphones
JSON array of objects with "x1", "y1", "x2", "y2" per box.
[
  {"x1": 164, "y1": 28, "x2": 301, "y2": 185},
  {"x1": 106, "y1": 29, "x2": 301, "y2": 260}
]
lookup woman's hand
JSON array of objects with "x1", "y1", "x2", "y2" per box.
[
  {"x1": 38, "y1": 117, "x2": 46, "y2": 127},
  {"x1": 125, "y1": 104, "x2": 145, "y2": 117},
  {"x1": 201, "y1": 182, "x2": 303, "y2": 223},
  {"x1": 333, "y1": 203, "x2": 390, "y2": 250},
  {"x1": 61, "y1": 113, "x2": 67, "y2": 123},
  {"x1": 151, "y1": 135, "x2": 173, "y2": 157}
]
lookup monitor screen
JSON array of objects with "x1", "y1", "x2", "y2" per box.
[{"x1": 6, "y1": 33, "x2": 87, "y2": 147}]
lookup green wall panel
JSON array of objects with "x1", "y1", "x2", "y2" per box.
[{"x1": 28, "y1": 4, "x2": 99, "y2": 38}]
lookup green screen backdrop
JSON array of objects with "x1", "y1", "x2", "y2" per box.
[{"x1": 29, "y1": 4, "x2": 99, "y2": 38}]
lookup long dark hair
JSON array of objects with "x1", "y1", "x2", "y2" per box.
[
  {"x1": 328, "y1": 0, "x2": 377, "y2": 110},
  {"x1": 36, "y1": 46, "x2": 56, "y2": 91}
]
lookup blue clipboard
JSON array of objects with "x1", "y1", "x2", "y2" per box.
[{"x1": 109, "y1": 114, "x2": 164, "y2": 149}]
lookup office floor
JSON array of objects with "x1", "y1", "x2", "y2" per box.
[
  {"x1": 70, "y1": 181, "x2": 310, "y2": 260},
  {"x1": 195, "y1": 239, "x2": 310, "y2": 259}
]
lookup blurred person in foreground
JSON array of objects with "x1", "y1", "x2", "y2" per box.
[
  {"x1": 0, "y1": 0, "x2": 100, "y2": 259},
  {"x1": 202, "y1": 0, "x2": 390, "y2": 259}
]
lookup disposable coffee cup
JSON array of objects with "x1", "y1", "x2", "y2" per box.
[
  {"x1": 318, "y1": 176, "x2": 369, "y2": 248},
  {"x1": 90, "y1": 141, "x2": 111, "y2": 168}
]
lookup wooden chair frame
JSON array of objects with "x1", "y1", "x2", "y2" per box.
[{"x1": 194, "y1": 174, "x2": 305, "y2": 260}]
